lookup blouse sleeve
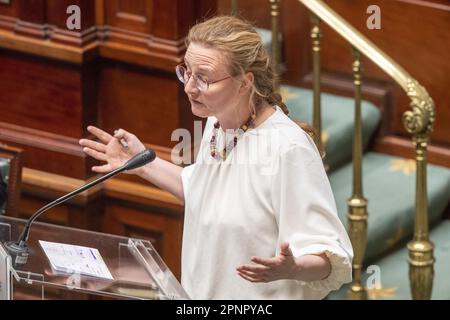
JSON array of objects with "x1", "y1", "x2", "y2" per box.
[
  {"x1": 181, "y1": 164, "x2": 195, "y2": 201},
  {"x1": 181, "y1": 116, "x2": 216, "y2": 201},
  {"x1": 271, "y1": 134, "x2": 353, "y2": 292}
]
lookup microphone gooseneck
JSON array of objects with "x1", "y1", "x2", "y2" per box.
[{"x1": 4, "y1": 149, "x2": 156, "y2": 266}]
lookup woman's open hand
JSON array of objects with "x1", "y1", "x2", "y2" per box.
[
  {"x1": 237, "y1": 242, "x2": 332, "y2": 283},
  {"x1": 79, "y1": 126, "x2": 146, "y2": 174},
  {"x1": 236, "y1": 242, "x2": 300, "y2": 283}
]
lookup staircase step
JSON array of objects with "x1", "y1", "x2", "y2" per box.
[
  {"x1": 329, "y1": 152, "x2": 450, "y2": 262},
  {"x1": 327, "y1": 220, "x2": 450, "y2": 299},
  {"x1": 281, "y1": 85, "x2": 381, "y2": 171}
]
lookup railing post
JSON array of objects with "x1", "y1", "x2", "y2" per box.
[
  {"x1": 270, "y1": 0, "x2": 281, "y2": 92},
  {"x1": 346, "y1": 48, "x2": 368, "y2": 300},
  {"x1": 403, "y1": 79, "x2": 436, "y2": 300},
  {"x1": 310, "y1": 14, "x2": 323, "y2": 153},
  {"x1": 231, "y1": 0, "x2": 238, "y2": 16}
]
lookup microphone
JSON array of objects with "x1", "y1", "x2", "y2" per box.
[{"x1": 3, "y1": 149, "x2": 156, "y2": 266}]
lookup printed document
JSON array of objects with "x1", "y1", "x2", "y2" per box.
[{"x1": 39, "y1": 240, "x2": 114, "y2": 280}]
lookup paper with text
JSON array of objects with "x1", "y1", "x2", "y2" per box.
[{"x1": 39, "y1": 240, "x2": 114, "y2": 280}]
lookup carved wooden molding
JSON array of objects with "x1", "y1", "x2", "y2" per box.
[
  {"x1": 0, "y1": 28, "x2": 95, "y2": 63},
  {"x1": 14, "y1": 20, "x2": 49, "y2": 39},
  {"x1": 0, "y1": 121, "x2": 83, "y2": 157},
  {"x1": 0, "y1": 0, "x2": 194, "y2": 69},
  {"x1": 0, "y1": 14, "x2": 15, "y2": 30},
  {"x1": 21, "y1": 167, "x2": 183, "y2": 214},
  {"x1": 0, "y1": 121, "x2": 176, "y2": 163},
  {"x1": 49, "y1": 25, "x2": 98, "y2": 46},
  {"x1": 0, "y1": 24, "x2": 185, "y2": 70}
]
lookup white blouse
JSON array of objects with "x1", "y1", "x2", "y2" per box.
[{"x1": 180, "y1": 106, "x2": 353, "y2": 300}]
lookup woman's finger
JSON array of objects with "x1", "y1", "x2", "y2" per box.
[
  {"x1": 92, "y1": 164, "x2": 112, "y2": 173},
  {"x1": 83, "y1": 147, "x2": 108, "y2": 162},
  {"x1": 250, "y1": 256, "x2": 276, "y2": 267},
  {"x1": 114, "y1": 128, "x2": 139, "y2": 150},
  {"x1": 238, "y1": 264, "x2": 270, "y2": 273},
  {"x1": 87, "y1": 126, "x2": 113, "y2": 144},
  {"x1": 280, "y1": 242, "x2": 293, "y2": 256},
  {"x1": 79, "y1": 139, "x2": 107, "y2": 153},
  {"x1": 237, "y1": 272, "x2": 263, "y2": 283},
  {"x1": 113, "y1": 128, "x2": 130, "y2": 139},
  {"x1": 237, "y1": 268, "x2": 264, "y2": 278}
]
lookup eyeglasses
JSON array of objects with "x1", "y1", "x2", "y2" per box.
[{"x1": 175, "y1": 63, "x2": 231, "y2": 92}]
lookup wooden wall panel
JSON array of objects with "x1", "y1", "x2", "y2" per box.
[
  {"x1": 103, "y1": 0, "x2": 196, "y2": 45},
  {"x1": 81, "y1": 61, "x2": 100, "y2": 138},
  {"x1": 152, "y1": 0, "x2": 194, "y2": 40},
  {"x1": 218, "y1": 0, "x2": 271, "y2": 28},
  {"x1": 0, "y1": 51, "x2": 83, "y2": 137},
  {"x1": 46, "y1": 0, "x2": 97, "y2": 46},
  {"x1": 0, "y1": 0, "x2": 211, "y2": 178},
  {"x1": 0, "y1": 135, "x2": 87, "y2": 180},
  {"x1": 0, "y1": 0, "x2": 19, "y2": 22},
  {"x1": 46, "y1": 0, "x2": 96, "y2": 30},
  {"x1": 193, "y1": 0, "x2": 217, "y2": 22},
  {"x1": 319, "y1": 0, "x2": 450, "y2": 146},
  {"x1": 105, "y1": 0, "x2": 153, "y2": 34},
  {"x1": 102, "y1": 200, "x2": 183, "y2": 279},
  {"x1": 0, "y1": 51, "x2": 98, "y2": 179},
  {"x1": 98, "y1": 60, "x2": 182, "y2": 148},
  {"x1": 17, "y1": 0, "x2": 47, "y2": 24},
  {"x1": 15, "y1": 0, "x2": 48, "y2": 38}
]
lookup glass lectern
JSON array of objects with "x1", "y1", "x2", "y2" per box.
[{"x1": 0, "y1": 216, "x2": 189, "y2": 300}]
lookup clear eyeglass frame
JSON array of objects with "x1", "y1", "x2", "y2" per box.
[{"x1": 175, "y1": 63, "x2": 232, "y2": 92}]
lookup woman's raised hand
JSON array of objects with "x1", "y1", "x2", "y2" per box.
[{"x1": 79, "y1": 126, "x2": 146, "y2": 174}]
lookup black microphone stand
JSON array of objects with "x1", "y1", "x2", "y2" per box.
[{"x1": 3, "y1": 149, "x2": 155, "y2": 266}]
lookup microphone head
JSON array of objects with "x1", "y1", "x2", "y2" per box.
[{"x1": 123, "y1": 149, "x2": 156, "y2": 171}]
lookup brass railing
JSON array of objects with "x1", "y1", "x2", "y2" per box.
[
  {"x1": 296, "y1": 0, "x2": 435, "y2": 300},
  {"x1": 270, "y1": 0, "x2": 281, "y2": 92},
  {"x1": 232, "y1": 0, "x2": 435, "y2": 299},
  {"x1": 346, "y1": 47, "x2": 368, "y2": 299},
  {"x1": 231, "y1": 0, "x2": 238, "y2": 16},
  {"x1": 310, "y1": 14, "x2": 323, "y2": 156}
]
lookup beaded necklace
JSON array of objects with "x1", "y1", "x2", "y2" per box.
[{"x1": 210, "y1": 113, "x2": 256, "y2": 161}]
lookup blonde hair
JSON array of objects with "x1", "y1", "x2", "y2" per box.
[{"x1": 186, "y1": 15, "x2": 320, "y2": 150}]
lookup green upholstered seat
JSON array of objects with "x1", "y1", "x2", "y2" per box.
[
  {"x1": 330, "y1": 152, "x2": 450, "y2": 262},
  {"x1": 0, "y1": 158, "x2": 9, "y2": 180},
  {"x1": 255, "y1": 28, "x2": 272, "y2": 53},
  {"x1": 327, "y1": 220, "x2": 450, "y2": 299},
  {"x1": 282, "y1": 85, "x2": 381, "y2": 172},
  {"x1": 0, "y1": 158, "x2": 10, "y2": 214}
]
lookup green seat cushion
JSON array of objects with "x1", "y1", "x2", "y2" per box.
[
  {"x1": 328, "y1": 220, "x2": 450, "y2": 299},
  {"x1": 330, "y1": 152, "x2": 450, "y2": 262},
  {"x1": 0, "y1": 158, "x2": 10, "y2": 214},
  {"x1": 0, "y1": 158, "x2": 9, "y2": 180},
  {"x1": 255, "y1": 27, "x2": 283, "y2": 56},
  {"x1": 256, "y1": 28, "x2": 272, "y2": 53},
  {"x1": 281, "y1": 85, "x2": 381, "y2": 172}
]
